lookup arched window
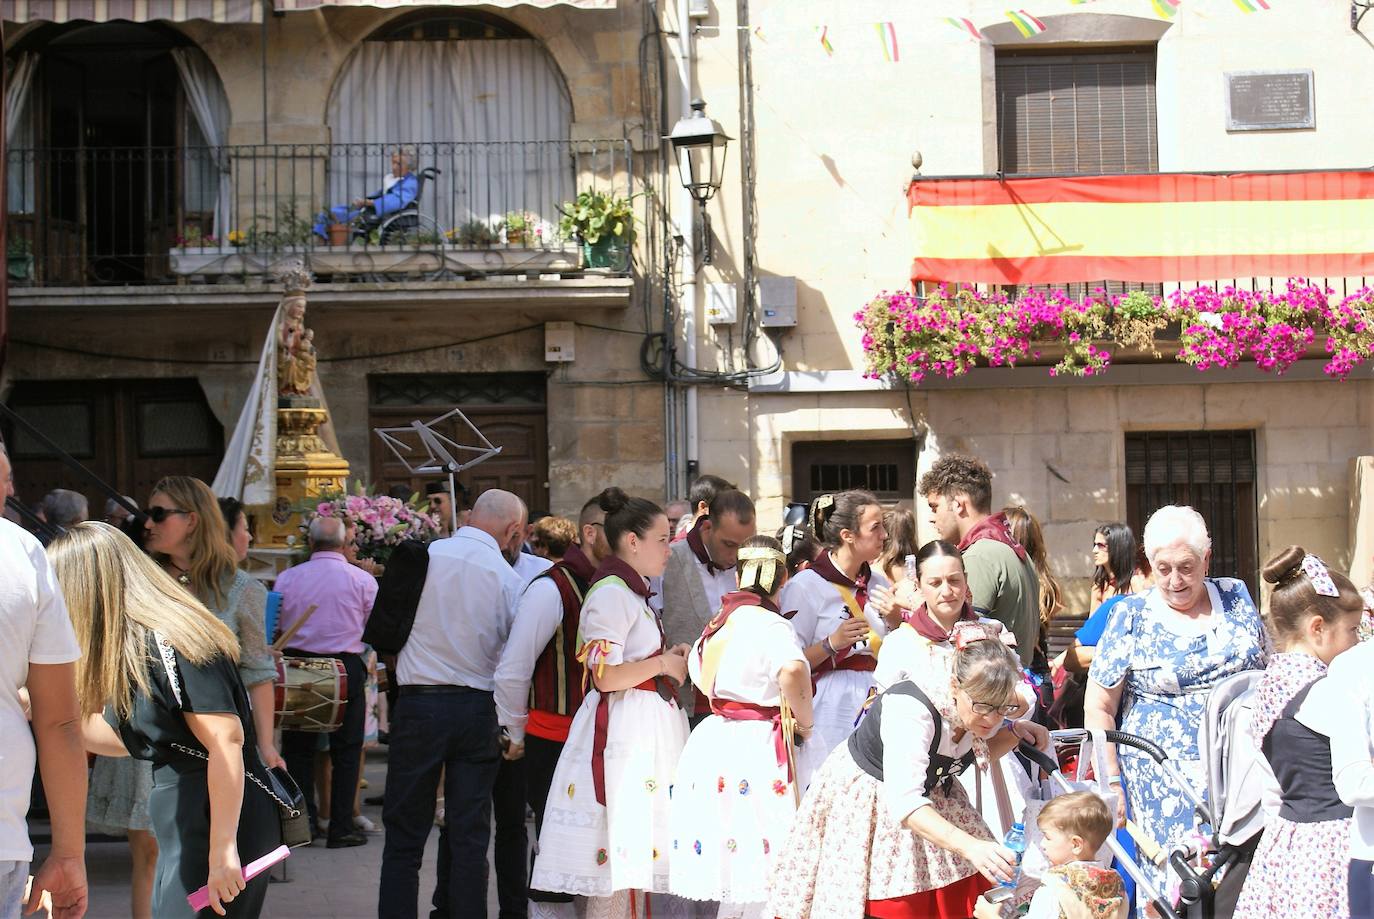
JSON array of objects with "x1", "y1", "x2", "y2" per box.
[{"x1": 325, "y1": 12, "x2": 573, "y2": 235}]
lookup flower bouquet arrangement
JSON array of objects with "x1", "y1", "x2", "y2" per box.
[{"x1": 305, "y1": 482, "x2": 442, "y2": 564}]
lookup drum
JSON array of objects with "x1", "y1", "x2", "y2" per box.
[{"x1": 274, "y1": 656, "x2": 348, "y2": 733}]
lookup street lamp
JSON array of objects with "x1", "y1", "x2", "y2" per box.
[{"x1": 669, "y1": 98, "x2": 731, "y2": 264}]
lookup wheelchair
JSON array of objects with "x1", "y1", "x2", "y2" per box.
[{"x1": 352, "y1": 166, "x2": 443, "y2": 246}]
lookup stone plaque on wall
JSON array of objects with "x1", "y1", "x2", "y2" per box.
[{"x1": 1225, "y1": 69, "x2": 1315, "y2": 131}]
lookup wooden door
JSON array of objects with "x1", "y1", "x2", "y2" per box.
[
  {"x1": 368, "y1": 373, "x2": 550, "y2": 514},
  {"x1": 2, "y1": 379, "x2": 224, "y2": 517}
]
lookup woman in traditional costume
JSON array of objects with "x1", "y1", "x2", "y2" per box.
[
  {"x1": 777, "y1": 490, "x2": 889, "y2": 786},
  {"x1": 669, "y1": 535, "x2": 814, "y2": 917},
  {"x1": 769, "y1": 625, "x2": 1050, "y2": 919},
  {"x1": 530, "y1": 488, "x2": 691, "y2": 918}
]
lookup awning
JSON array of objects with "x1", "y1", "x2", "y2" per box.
[
  {"x1": 2, "y1": 0, "x2": 262, "y2": 22},
  {"x1": 908, "y1": 170, "x2": 1374, "y2": 286},
  {"x1": 272, "y1": 0, "x2": 611, "y2": 9}
]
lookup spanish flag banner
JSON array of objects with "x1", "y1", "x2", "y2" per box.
[{"x1": 908, "y1": 171, "x2": 1374, "y2": 286}]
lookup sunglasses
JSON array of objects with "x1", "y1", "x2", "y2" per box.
[
  {"x1": 1091, "y1": 541, "x2": 1109, "y2": 550},
  {"x1": 147, "y1": 506, "x2": 190, "y2": 524}
]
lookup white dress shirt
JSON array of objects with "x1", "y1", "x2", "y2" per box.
[
  {"x1": 1310, "y1": 641, "x2": 1374, "y2": 859},
  {"x1": 877, "y1": 690, "x2": 975, "y2": 824},
  {"x1": 692, "y1": 553, "x2": 738, "y2": 625},
  {"x1": 397, "y1": 527, "x2": 525, "y2": 690},
  {"x1": 513, "y1": 551, "x2": 554, "y2": 586},
  {"x1": 493, "y1": 576, "x2": 563, "y2": 743}
]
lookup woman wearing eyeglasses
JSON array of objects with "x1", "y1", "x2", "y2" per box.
[{"x1": 770, "y1": 625, "x2": 1049, "y2": 919}]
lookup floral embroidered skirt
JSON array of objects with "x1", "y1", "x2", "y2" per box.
[
  {"x1": 532, "y1": 687, "x2": 690, "y2": 898},
  {"x1": 768, "y1": 743, "x2": 994, "y2": 919},
  {"x1": 668, "y1": 714, "x2": 799, "y2": 905},
  {"x1": 1233, "y1": 814, "x2": 1351, "y2": 919}
]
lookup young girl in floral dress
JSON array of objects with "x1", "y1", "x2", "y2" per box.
[
  {"x1": 669, "y1": 535, "x2": 814, "y2": 917},
  {"x1": 768, "y1": 625, "x2": 1050, "y2": 919},
  {"x1": 530, "y1": 488, "x2": 691, "y2": 918},
  {"x1": 1233, "y1": 546, "x2": 1363, "y2": 919}
]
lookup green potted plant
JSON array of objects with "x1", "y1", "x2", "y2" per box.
[
  {"x1": 7, "y1": 235, "x2": 33, "y2": 281},
  {"x1": 501, "y1": 210, "x2": 535, "y2": 245},
  {"x1": 558, "y1": 190, "x2": 635, "y2": 269},
  {"x1": 446, "y1": 220, "x2": 499, "y2": 248}
]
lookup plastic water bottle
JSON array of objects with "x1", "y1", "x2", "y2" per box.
[
  {"x1": 904, "y1": 553, "x2": 918, "y2": 582},
  {"x1": 999, "y1": 822, "x2": 1026, "y2": 888}
]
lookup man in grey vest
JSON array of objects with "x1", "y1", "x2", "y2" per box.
[{"x1": 660, "y1": 489, "x2": 757, "y2": 725}]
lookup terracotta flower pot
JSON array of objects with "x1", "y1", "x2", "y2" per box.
[{"x1": 327, "y1": 222, "x2": 350, "y2": 247}]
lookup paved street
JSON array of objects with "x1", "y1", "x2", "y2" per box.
[{"x1": 31, "y1": 751, "x2": 511, "y2": 918}]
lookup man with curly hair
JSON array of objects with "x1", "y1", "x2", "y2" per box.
[{"x1": 918, "y1": 454, "x2": 1039, "y2": 666}]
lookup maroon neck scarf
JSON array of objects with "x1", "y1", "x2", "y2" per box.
[
  {"x1": 558, "y1": 543, "x2": 597, "y2": 584},
  {"x1": 903, "y1": 600, "x2": 978, "y2": 643},
  {"x1": 590, "y1": 556, "x2": 653, "y2": 599},
  {"x1": 958, "y1": 512, "x2": 1028, "y2": 561},
  {"x1": 685, "y1": 518, "x2": 724, "y2": 575},
  {"x1": 810, "y1": 550, "x2": 871, "y2": 612},
  {"x1": 700, "y1": 591, "x2": 781, "y2": 645}
]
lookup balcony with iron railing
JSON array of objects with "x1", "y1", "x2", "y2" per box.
[{"x1": 4, "y1": 140, "x2": 635, "y2": 288}]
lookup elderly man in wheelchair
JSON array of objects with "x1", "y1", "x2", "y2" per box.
[{"x1": 313, "y1": 149, "x2": 437, "y2": 245}]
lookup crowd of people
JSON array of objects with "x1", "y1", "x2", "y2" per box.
[{"x1": 4, "y1": 437, "x2": 1374, "y2": 919}]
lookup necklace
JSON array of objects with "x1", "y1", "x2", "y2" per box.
[{"x1": 166, "y1": 561, "x2": 191, "y2": 587}]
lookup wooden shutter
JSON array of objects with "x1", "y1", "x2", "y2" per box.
[{"x1": 996, "y1": 51, "x2": 1158, "y2": 176}]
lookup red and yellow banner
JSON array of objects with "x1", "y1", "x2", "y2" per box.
[{"x1": 908, "y1": 171, "x2": 1374, "y2": 285}]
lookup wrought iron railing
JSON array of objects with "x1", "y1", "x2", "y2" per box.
[{"x1": 5, "y1": 140, "x2": 634, "y2": 286}]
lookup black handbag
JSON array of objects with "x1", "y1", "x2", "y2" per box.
[
  {"x1": 259, "y1": 764, "x2": 312, "y2": 849},
  {"x1": 171, "y1": 743, "x2": 312, "y2": 849}
]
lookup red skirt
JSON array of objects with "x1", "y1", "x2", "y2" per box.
[{"x1": 864, "y1": 873, "x2": 993, "y2": 919}]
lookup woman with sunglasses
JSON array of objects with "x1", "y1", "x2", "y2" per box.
[
  {"x1": 145, "y1": 477, "x2": 282, "y2": 773},
  {"x1": 770, "y1": 625, "x2": 1049, "y2": 919}
]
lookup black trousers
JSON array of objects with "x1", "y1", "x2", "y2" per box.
[
  {"x1": 486, "y1": 756, "x2": 529, "y2": 918},
  {"x1": 525, "y1": 735, "x2": 571, "y2": 904},
  {"x1": 381, "y1": 687, "x2": 501, "y2": 919},
  {"x1": 281, "y1": 649, "x2": 366, "y2": 842}
]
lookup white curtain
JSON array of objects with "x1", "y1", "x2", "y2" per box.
[
  {"x1": 171, "y1": 47, "x2": 232, "y2": 238},
  {"x1": 325, "y1": 40, "x2": 573, "y2": 234},
  {"x1": 6, "y1": 53, "x2": 38, "y2": 214}
]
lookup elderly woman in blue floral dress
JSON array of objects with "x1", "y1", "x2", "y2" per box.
[{"x1": 1085, "y1": 505, "x2": 1269, "y2": 913}]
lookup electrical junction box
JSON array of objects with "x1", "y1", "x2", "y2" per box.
[
  {"x1": 706, "y1": 282, "x2": 738, "y2": 325},
  {"x1": 544, "y1": 321, "x2": 576, "y2": 362},
  {"x1": 688, "y1": 0, "x2": 710, "y2": 18},
  {"x1": 758, "y1": 276, "x2": 798, "y2": 327}
]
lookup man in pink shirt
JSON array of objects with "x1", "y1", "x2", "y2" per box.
[{"x1": 275, "y1": 516, "x2": 379, "y2": 848}]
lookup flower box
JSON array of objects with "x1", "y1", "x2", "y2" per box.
[
  {"x1": 168, "y1": 244, "x2": 581, "y2": 278},
  {"x1": 857, "y1": 281, "x2": 1374, "y2": 383}
]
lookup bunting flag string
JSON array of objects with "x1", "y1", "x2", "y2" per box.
[
  {"x1": 1006, "y1": 9, "x2": 1049, "y2": 35},
  {"x1": 1232, "y1": 0, "x2": 1271, "y2": 10},
  {"x1": 945, "y1": 16, "x2": 985, "y2": 40},
  {"x1": 817, "y1": 25, "x2": 834, "y2": 55},
  {"x1": 875, "y1": 21, "x2": 900, "y2": 61},
  {"x1": 1151, "y1": 0, "x2": 1182, "y2": 17}
]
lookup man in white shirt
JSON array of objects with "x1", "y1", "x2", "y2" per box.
[
  {"x1": 1319, "y1": 637, "x2": 1374, "y2": 892},
  {"x1": 494, "y1": 493, "x2": 610, "y2": 911},
  {"x1": 0, "y1": 468, "x2": 88, "y2": 917},
  {"x1": 379, "y1": 489, "x2": 527, "y2": 919},
  {"x1": 661, "y1": 489, "x2": 757, "y2": 722}
]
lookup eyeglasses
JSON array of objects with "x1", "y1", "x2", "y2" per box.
[
  {"x1": 962, "y1": 692, "x2": 1023, "y2": 717},
  {"x1": 146, "y1": 506, "x2": 190, "y2": 524}
]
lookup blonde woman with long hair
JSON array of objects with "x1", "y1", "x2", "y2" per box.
[{"x1": 51, "y1": 523, "x2": 281, "y2": 917}]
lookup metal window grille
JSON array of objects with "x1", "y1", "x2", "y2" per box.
[
  {"x1": 792, "y1": 440, "x2": 916, "y2": 505},
  {"x1": 1125, "y1": 430, "x2": 1258, "y2": 596},
  {"x1": 370, "y1": 373, "x2": 546, "y2": 407}
]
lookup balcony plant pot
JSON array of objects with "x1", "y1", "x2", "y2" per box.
[
  {"x1": 7, "y1": 254, "x2": 34, "y2": 281},
  {"x1": 583, "y1": 235, "x2": 627, "y2": 270},
  {"x1": 327, "y1": 222, "x2": 350, "y2": 247}
]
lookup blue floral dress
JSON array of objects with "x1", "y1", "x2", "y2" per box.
[{"x1": 1089, "y1": 578, "x2": 1268, "y2": 909}]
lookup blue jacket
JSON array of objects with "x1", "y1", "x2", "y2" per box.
[{"x1": 370, "y1": 173, "x2": 419, "y2": 217}]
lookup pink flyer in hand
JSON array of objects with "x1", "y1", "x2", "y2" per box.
[{"x1": 186, "y1": 845, "x2": 290, "y2": 912}]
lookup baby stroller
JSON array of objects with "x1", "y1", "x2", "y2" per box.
[{"x1": 1014, "y1": 728, "x2": 1245, "y2": 919}]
